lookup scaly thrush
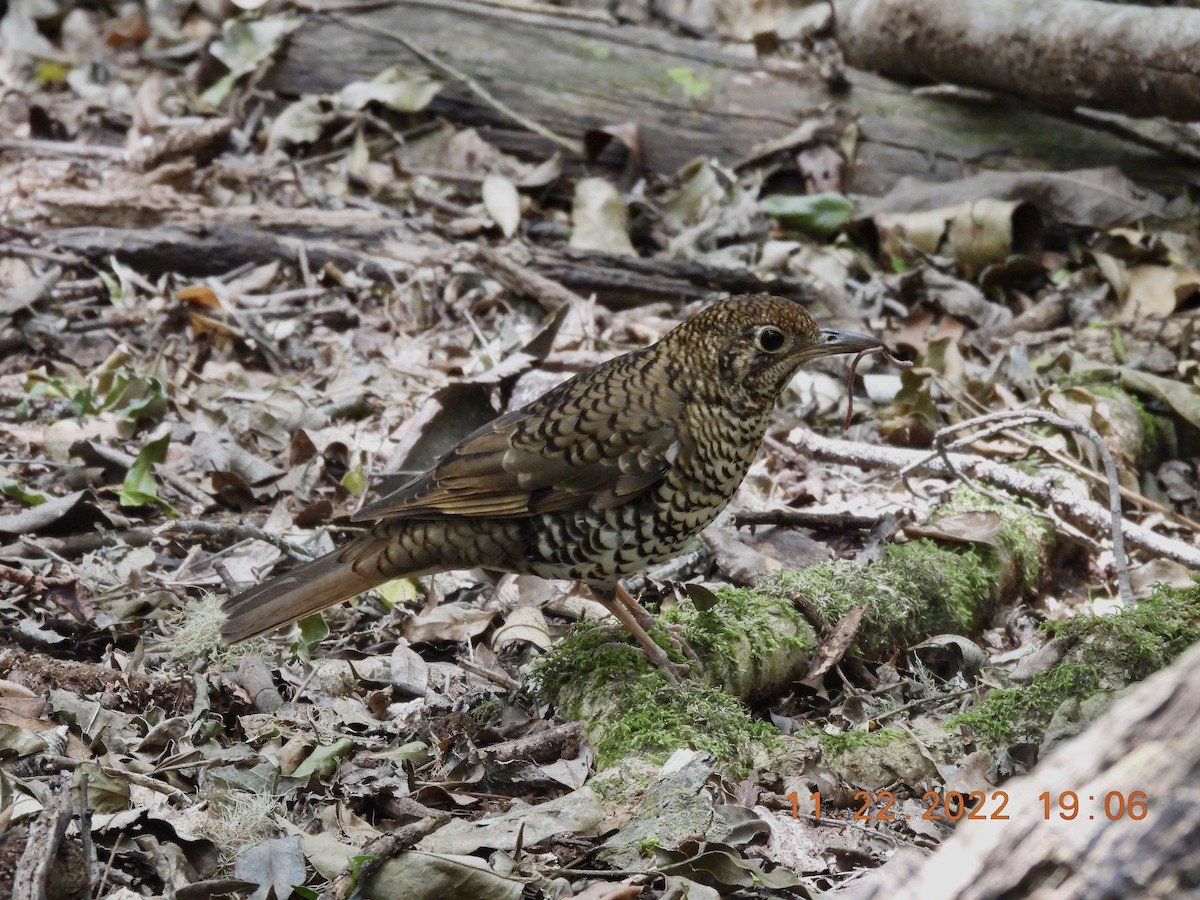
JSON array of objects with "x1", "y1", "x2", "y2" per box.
[{"x1": 221, "y1": 294, "x2": 892, "y2": 679}]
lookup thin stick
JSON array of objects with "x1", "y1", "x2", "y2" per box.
[
  {"x1": 905, "y1": 410, "x2": 1133, "y2": 604},
  {"x1": 328, "y1": 14, "x2": 584, "y2": 154},
  {"x1": 790, "y1": 426, "x2": 1200, "y2": 580},
  {"x1": 164, "y1": 520, "x2": 319, "y2": 563}
]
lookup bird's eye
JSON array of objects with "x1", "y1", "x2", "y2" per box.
[{"x1": 755, "y1": 325, "x2": 786, "y2": 353}]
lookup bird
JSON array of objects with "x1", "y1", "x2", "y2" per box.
[{"x1": 221, "y1": 294, "x2": 893, "y2": 680}]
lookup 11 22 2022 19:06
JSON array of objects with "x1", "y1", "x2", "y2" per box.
[{"x1": 787, "y1": 790, "x2": 1149, "y2": 822}]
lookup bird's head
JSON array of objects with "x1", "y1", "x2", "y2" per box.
[{"x1": 667, "y1": 294, "x2": 886, "y2": 410}]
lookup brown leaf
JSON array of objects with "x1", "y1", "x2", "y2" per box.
[
  {"x1": 905, "y1": 511, "x2": 1003, "y2": 546},
  {"x1": 806, "y1": 602, "x2": 867, "y2": 679},
  {"x1": 403, "y1": 604, "x2": 495, "y2": 644}
]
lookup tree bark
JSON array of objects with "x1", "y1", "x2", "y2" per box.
[
  {"x1": 842, "y1": 639, "x2": 1200, "y2": 899},
  {"x1": 835, "y1": 0, "x2": 1200, "y2": 122},
  {"x1": 266, "y1": 0, "x2": 1198, "y2": 196}
]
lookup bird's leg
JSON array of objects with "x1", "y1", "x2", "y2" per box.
[
  {"x1": 594, "y1": 588, "x2": 688, "y2": 683},
  {"x1": 612, "y1": 583, "x2": 657, "y2": 632},
  {"x1": 613, "y1": 583, "x2": 701, "y2": 667}
]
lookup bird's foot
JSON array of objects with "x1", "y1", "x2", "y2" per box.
[
  {"x1": 640, "y1": 642, "x2": 690, "y2": 684},
  {"x1": 594, "y1": 585, "x2": 699, "y2": 682},
  {"x1": 614, "y1": 584, "x2": 702, "y2": 670},
  {"x1": 662, "y1": 623, "x2": 702, "y2": 667}
]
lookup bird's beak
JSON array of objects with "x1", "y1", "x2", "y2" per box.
[{"x1": 802, "y1": 327, "x2": 886, "y2": 360}]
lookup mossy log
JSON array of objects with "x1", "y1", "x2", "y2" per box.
[{"x1": 534, "y1": 490, "x2": 1054, "y2": 767}]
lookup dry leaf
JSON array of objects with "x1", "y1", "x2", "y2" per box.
[
  {"x1": 482, "y1": 173, "x2": 521, "y2": 238},
  {"x1": 569, "y1": 177, "x2": 634, "y2": 255}
]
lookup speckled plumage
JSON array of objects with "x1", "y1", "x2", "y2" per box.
[{"x1": 221, "y1": 294, "x2": 885, "y2": 652}]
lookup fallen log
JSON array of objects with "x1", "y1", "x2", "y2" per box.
[
  {"x1": 265, "y1": 0, "x2": 1199, "y2": 196},
  {"x1": 834, "y1": 0, "x2": 1200, "y2": 122}
]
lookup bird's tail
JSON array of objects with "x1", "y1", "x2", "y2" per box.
[{"x1": 220, "y1": 535, "x2": 398, "y2": 643}]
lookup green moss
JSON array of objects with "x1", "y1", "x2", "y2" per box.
[
  {"x1": 938, "y1": 485, "x2": 1054, "y2": 586},
  {"x1": 808, "y1": 726, "x2": 905, "y2": 756},
  {"x1": 766, "y1": 539, "x2": 990, "y2": 656},
  {"x1": 590, "y1": 767, "x2": 652, "y2": 805},
  {"x1": 1044, "y1": 576, "x2": 1200, "y2": 679},
  {"x1": 636, "y1": 836, "x2": 661, "y2": 855},
  {"x1": 470, "y1": 697, "x2": 503, "y2": 724},
  {"x1": 686, "y1": 587, "x2": 809, "y2": 654},
  {"x1": 761, "y1": 486, "x2": 1053, "y2": 658},
  {"x1": 954, "y1": 576, "x2": 1200, "y2": 744},
  {"x1": 953, "y1": 662, "x2": 1104, "y2": 744},
  {"x1": 532, "y1": 620, "x2": 676, "y2": 704},
  {"x1": 594, "y1": 679, "x2": 779, "y2": 769},
  {"x1": 664, "y1": 586, "x2": 811, "y2": 696},
  {"x1": 532, "y1": 623, "x2": 780, "y2": 770}
]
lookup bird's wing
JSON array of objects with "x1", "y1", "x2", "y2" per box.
[{"x1": 353, "y1": 370, "x2": 682, "y2": 522}]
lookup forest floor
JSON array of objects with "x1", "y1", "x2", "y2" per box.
[{"x1": 1, "y1": 2, "x2": 1199, "y2": 898}]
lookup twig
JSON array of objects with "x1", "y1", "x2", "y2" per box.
[
  {"x1": 0, "y1": 242, "x2": 87, "y2": 265},
  {"x1": 411, "y1": 190, "x2": 472, "y2": 217},
  {"x1": 457, "y1": 657, "x2": 520, "y2": 691},
  {"x1": 0, "y1": 561, "x2": 94, "y2": 622},
  {"x1": 787, "y1": 426, "x2": 1200, "y2": 573},
  {"x1": 911, "y1": 420, "x2": 1093, "y2": 548},
  {"x1": 43, "y1": 755, "x2": 188, "y2": 803},
  {"x1": 96, "y1": 834, "x2": 123, "y2": 898},
  {"x1": 872, "y1": 685, "x2": 977, "y2": 724},
  {"x1": 0, "y1": 528, "x2": 157, "y2": 561},
  {"x1": 732, "y1": 509, "x2": 882, "y2": 530},
  {"x1": 931, "y1": 373, "x2": 1200, "y2": 533},
  {"x1": 319, "y1": 814, "x2": 450, "y2": 900},
  {"x1": 0, "y1": 138, "x2": 124, "y2": 159},
  {"x1": 329, "y1": 14, "x2": 584, "y2": 154},
  {"x1": 904, "y1": 410, "x2": 1132, "y2": 604},
  {"x1": 64, "y1": 310, "x2": 147, "y2": 333},
  {"x1": 485, "y1": 722, "x2": 583, "y2": 764},
  {"x1": 212, "y1": 560, "x2": 241, "y2": 596},
  {"x1": 237, "y1": 655, "x2": 286, "y2": 713},
  {"x1": 77, "y1": 771, "x2": 98, "y2": 893},
  {"x1": 12, "y1": 777, "x2": 73, "y2": 900},
  {"x1": 165, "y1": 520, "x2": 319, "y2": 563},
  {"x1": 463, "y1": 245, "x2": 587, "y2": 312}
]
